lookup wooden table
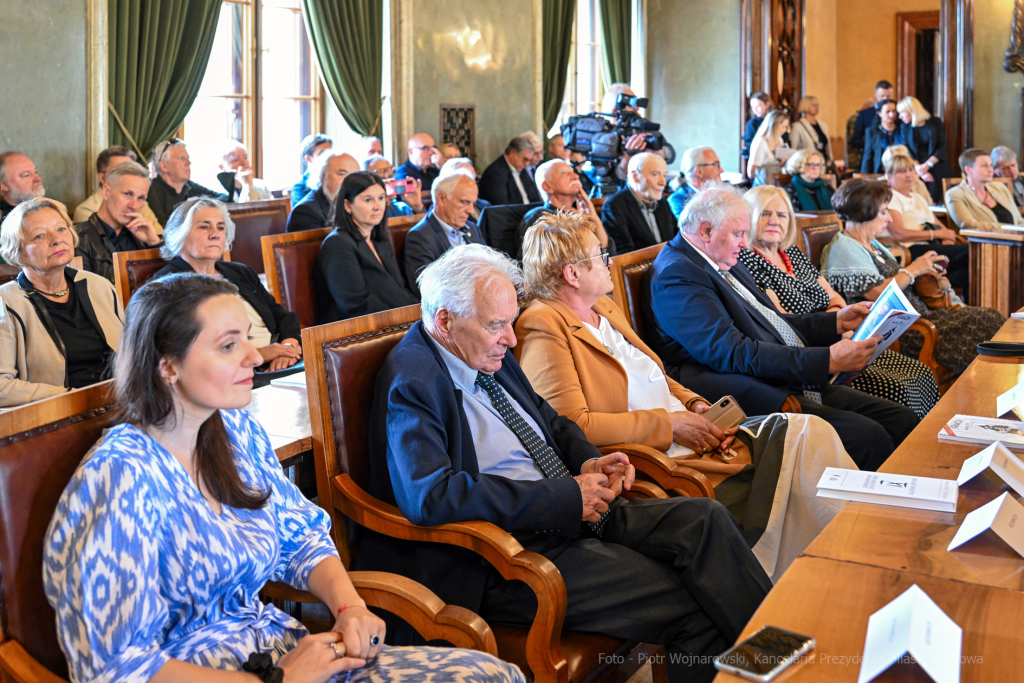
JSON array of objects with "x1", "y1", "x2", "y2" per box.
[
  {"x1": 246, "y1": 383, "x2": 312, "y2": 467},
  {"x1": 962, "y1": 227, "x2": 1024, "y2": 316},
  {"x1": 714, "y1": 557, "x2": 1024, "y2": 682}
]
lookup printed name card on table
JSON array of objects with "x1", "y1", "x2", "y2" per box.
[
  {"x1": 816, "y1": 468, "x2": 958, "y2": 513},
  {"x1": 857, "y1": 584, "x2": 962, "y2": 683},
  {"x1": 956, "y1": 441, "x2": 1024, "y2": 497},
  {"x1": 947, "y1": 492, "x2": 1024, "y2": 557},
  {"x1": 996, "y1": 381, "x2": 1024, "y2": 421}
]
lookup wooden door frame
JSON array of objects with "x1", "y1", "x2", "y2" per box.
[
  {"x1": 896, "y1": 11, "x2": 940, "y2": 102},
  {"x1": 939, "y1": 0, "x2": 974, "y2": 167}
]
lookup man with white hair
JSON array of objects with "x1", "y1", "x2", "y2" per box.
[
  {"x1": 285, "y1": 151, "x2": 358, "y2": 233},
  {"x1": 365, "y1": 244, "x2": 772, "y2": 683},
  {"x1": 439, "y1": 158, "x2": 490, "y2": 221},
  {"x1": 216, "y1": 140, "x2": 271, "y2": 202},
  {"x1": 991, "y1": 145, "x2": 1024, "y2": 207},
  {"x1": 478, "y1": 136, "x2": 542, "y2": 206},
  {"x1": 148, "y1": 140, "x2": 228, "y2": 226},
  {"x1": 74, "y1": 161, "x2": 162, "y2": 281},
  {"x1": 519, "y1": 131, "x2": 544, "y2": 180},
  {"x1": 402, "y1": 172, "x2": 484, "y2": 295},
  {"x1": 600, "y1": 151, "x2": 674, "y2": 253},
  {"x1": 0, "y1": 152, "x2": 45, "y2": 225},
  {"x1": 515, "y1": 159, "x2": 608, "y2": 258},
  {"x1": 395, "y1": 132, "x2": 440, "y2": 190},
  {"x1": 668, "y1": 147, "x2": 723, "y2": 218},
  {"x1": 364, "y1": 135, "x2": 384, "y2": 159},
  {"x1": 646, "y1": 185, "x2": 919, "y2": 471}
]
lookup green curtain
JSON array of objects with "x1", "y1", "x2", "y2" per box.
[
  {"x1": 543, "y1": 0, "x2": 577, "y2": 131},
  {"x1": 598, "y1": 0, "x2": 631, "y2": 89},
  {"x1": 301, "y1": 0, "x2": 383, "y2": 136},
  {"x1": 108, "y1": 0, "x2": 222, "y2": 158}
]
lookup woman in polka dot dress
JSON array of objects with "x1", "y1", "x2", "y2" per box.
[{"x1": 737, "y1": 186, "x2": 938, "y2": 419}]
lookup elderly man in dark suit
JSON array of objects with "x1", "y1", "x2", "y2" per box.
[
  {"x1": 362, "y1": 243, "x2": 773, "y2": 683},
  {"x1": 478, "y1": 136, "x2": 543, "y2": 206},
  {"x1": 285, "y1": 151, "x2": 358, "y2": 233},
  {"x1": 600, "y1": 152, "x2": 675, "y2": 253},
  {"x1": 645, "y1": 185, "x2": 918, "y2": 471},
  {"x1": 402, "y1": 171, "x2": 485, "y2": 296}
]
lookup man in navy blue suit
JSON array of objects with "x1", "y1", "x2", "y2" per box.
[
  {"x1": 363, "y1": 244, "x2": 772, "y2": 683},
  {"x1": 645, "y1": 185, "x2": 918, "y2": 471}
]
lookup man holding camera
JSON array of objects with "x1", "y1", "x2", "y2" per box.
[{"x1": 600, "y1": 152, "x2": 675, "y2": 254}]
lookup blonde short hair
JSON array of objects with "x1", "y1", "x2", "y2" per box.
[
  {"x1": 884, "y1": 153, "x2": 916, "y2": 177},
  {"x1": 797, "y1": 96, "x2": 819, "y2": 115},
  {"x1": 743, "y1": 186, "x2": 798, "y2": 251},
  {"x1": 896, "y1": 96, "x2": 931, "y2": 127},
  {"x1": 881, "y1": 144, "x2": 913, "y2": 168},
  {"x1": 521, "y1": 211, "x2": 598, "y2": 299},
  {"x1": 785, "y1": 149, "x2": 824, "y2": 175},
  {"x1": 0, "y1": 197, "x2": 78, "y2": 267}
]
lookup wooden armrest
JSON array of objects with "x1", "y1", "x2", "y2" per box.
[
  {"x1": 332, "y1": 474, "x2": 568, "y2": 683},
  {"x1": 621, "y1": 479, "x2": 670, "y2": 500},
  {"x1": 781, "y1": 395, "x2": 802, "y2": 413},
  {"x1": 908, "y1": 317, "x2": 950, "y2": 382},
  {"x1": 0, "y1": 640, "x2": 67, "y2": 683},
  {"x1": 599, "y1": 443, "x2": 714, "y2": 499},
  {"x1": 876, "y1": 236, "x2": 910, "y2": 266}
]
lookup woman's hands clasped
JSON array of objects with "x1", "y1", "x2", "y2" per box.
[{"x1": 276, "y1": 631, "x2": 366, "y2": 683}]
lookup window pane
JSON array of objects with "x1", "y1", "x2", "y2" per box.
[
  {"x1": 261, "y1": 98, "x2": 313, "y2": 190},
  {"x1": 183, "y1": 97, "x2": 246, "y2": 189},
  {"x1": 262, "y1": 7, "x2": 306, "y2": 98},
  {"x1": 199, "y1": 3, "x2": 247, "y2": 96}
]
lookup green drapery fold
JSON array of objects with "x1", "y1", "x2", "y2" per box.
[
  {"x1": 108, "y1": 0, "x2": 222, "y2": 158},
  {"x1": 543, "y1": 0, "x2": 577, "y2": 132},
  {"x1": 598, "y1": 0, "x2": 631, "y2": 88},
  {"x1": 301, "y1": 0, "x2": 383, "y2": 136}
]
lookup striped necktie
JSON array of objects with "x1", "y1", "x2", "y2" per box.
[
  {"x1": 475, "y1": 372, "x2": 609, "y2": 536},
  {"x1": 720, "y1": 271, "x2": 823, "y2": 404}
]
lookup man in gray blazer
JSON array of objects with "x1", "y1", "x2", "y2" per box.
[{"x1": 403, "y1": 171, "x2": 485, "y2": 295}]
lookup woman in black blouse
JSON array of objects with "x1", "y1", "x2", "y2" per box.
[
  {"x1": 896, "y1": 97, "x2": 952, "y2": 204},
  {"x1": 738, "y1": 186, "x2": 939, "y2": 418},
  {"x1": 154, "y1": 197, "x2": 302, "y2": 373},
  {"x1": 315, "y1": 172, "x2": 418, "y2": 323}
]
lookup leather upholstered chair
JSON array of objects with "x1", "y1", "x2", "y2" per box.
[
  {"x1": 793, "y1": 213, "x2": 842, "y2": 269},
  {"x1": 303, "y1": 305, "x2": 682, "y2": 683},
  {"x1": 0, "y1": 264, "x2": 22, "y2": 286},
  {"x1": 225, "y1": 198, "x2": 290, "y2": 274},
  {"x1": 0, "y1": 385, "x2": 506, "y2": 682},
  {"x1": 261, "y1": 228, "x2": 330, "y2": 329},
  {"x1": 385, "y1": 213, "x2": 424, "y2": 270},
  {"x1": 112, "y1": 249, "x2": 231, "y2": 309}
]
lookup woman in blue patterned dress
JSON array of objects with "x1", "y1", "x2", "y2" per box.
[{"x1": 43, "y1": 273, "x2": 524, "y2": 683}]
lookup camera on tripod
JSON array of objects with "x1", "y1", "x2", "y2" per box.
[{"x1": 560, "y1": 93, "x2": 674, "y2": 197}]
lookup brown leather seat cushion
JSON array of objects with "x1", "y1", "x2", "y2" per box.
[
  {"x1": 273, "y1": 236, "x2": 324, "y2": 329},
  {"x1": 620, "y1": 257, "x2": 658, "y2": 343},
  {"x1": 797, "y1": 218, "x2": 842, "y2": 270},
  {"x1": 126, "y1": 257, "x2": 168, "y2": 297},
  {"x1": 0, "y1": 400, "x2": 119, "y2": 678},
  {"x1": 388, "y1": 225, "x2": 413, "y2": 273},
  {"x1": 228, "y1": 200, "x2": 289, "y2": 274},
  {"x1": 492, "y1": 625, "x2": 627, "y2": 682}
]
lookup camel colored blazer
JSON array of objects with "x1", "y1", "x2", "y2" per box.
[
  {"x1": 945, "y1": 179, "x2": 1024, "y2": 232},
  {"x1": 514, "y1": 295, "x2": 705, "y2": 451}
]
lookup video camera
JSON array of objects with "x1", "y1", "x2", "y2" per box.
[{"x1": 560, "y1": 93, "x2": 675, "y2": 197}]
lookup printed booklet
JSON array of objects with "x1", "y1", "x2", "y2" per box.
[
  {"x1": 939, "y1": 414, "x2": 1024, "y2": 451},
  {"x1": 816, "y1": 467, "x2": 958, "y2": 512},
  {"x1": 832, "y1": 279, "x2": 920, "y2": 384}
]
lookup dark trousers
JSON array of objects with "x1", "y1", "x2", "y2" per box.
[
  {"x1": 797, "y1": 383, "x2": 919, "y2": 471},
  {"x1": 909, "y1": 240, "x2": 969, "y2": 293},
  {"x1": 481, "y1": 496, "x2": 773, "y2": 683}
]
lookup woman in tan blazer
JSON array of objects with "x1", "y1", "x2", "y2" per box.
[
  {"x1": 514, "y1": 210, "x2": 856, "y2": 582},
  {"x1": 945, "y1": 148, "x2": 1024, "y2": 232}
]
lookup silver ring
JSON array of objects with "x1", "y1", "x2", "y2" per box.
[
  {"x1": 370, "y1": 634, "x2": 380, "y2": 647},
  {"x1": 331, "y1": 642, "x2": 343, "y2": 658},
  {"x1": 702, "y1": 445, "x2": 709, "y2": 453}
]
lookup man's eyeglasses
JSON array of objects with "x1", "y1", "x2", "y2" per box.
[
  {"x1": 156, "y1": 137, "x2": 183, "y2": 160},
  {"x1": 695, "y1": 161, "x2": 721, "y2": 169},
  {"x1": 585, "y1": 248, "x2": 611, "y2": 268},
  {"x1": 411, "y1": 144, "x2": 436, "y2": 151}
]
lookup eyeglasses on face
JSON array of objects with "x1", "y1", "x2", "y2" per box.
[
  {"x1": 696, "y1": 161, "x2": 721, "y2": 169},
  {"x1": 584, "y1": 248, "x2": 611, "y2": 268},
  {"x1": 804, "y1": 162, "x2": 823, "y2": 169}
]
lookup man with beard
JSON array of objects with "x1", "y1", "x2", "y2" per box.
[
  {"x1": 285, "y1": 151, "x2": 359, "y2": 233},
  {"x1": 0, "y1": 152, "x2": 45, "y2": 225}
]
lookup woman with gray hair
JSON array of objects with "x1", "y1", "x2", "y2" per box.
[
  {"x1": 0, "y1": 197, "x2": 122, "y2": 407},
  {"x1": 153, "y1": 197, "x2": 301, "y2": 372},
  {"x1": 991, "y1": 144, "x2": 1024, "y2": 206}
]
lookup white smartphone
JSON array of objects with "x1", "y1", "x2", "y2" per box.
[
  {"x1": 714, "y1": 625, "x2": 815, "y2": 681},
  {"x1": 704, "y1": 395, "x2": 747, "y2": 430}
]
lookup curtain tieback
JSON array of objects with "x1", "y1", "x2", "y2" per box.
[{"x1": 106, "y1": 102, "x2": 147, "y2": 161}]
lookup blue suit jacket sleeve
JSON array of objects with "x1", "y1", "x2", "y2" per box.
[
  {"x1": 651, "y1": 258, "x2": 834, "y2": 389},
  {"x1": 381, "y1": 352, "x2": 585, "y2": 536}
]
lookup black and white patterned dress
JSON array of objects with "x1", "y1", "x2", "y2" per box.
[{"x1": 738, "y1": 246, "x2": 939, "y2": 419}]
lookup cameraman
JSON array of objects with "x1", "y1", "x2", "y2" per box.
[{"x1": 603, "y1": 83, "x2": 650, "y2": 177}]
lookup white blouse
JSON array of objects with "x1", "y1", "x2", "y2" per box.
[
  {"x1": 583, "y1": 315, "x2": 695, "y2": 457},
  {"x1": 887, "y1": 188, "x2": 937, "y2": 247}
]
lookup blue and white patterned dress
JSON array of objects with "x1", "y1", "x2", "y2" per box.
[{"x1": 43, "y1": 409, "x2": 524, "y2": 683}]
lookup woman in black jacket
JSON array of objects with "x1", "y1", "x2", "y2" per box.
[
  {"x1": 896, "y1": 96, "x2": 952, "y2": 204},
  {"x1": 154, "y1": 197, "x2": 302, "y2": 371},
  {"x1": 314, "y1": 172, "x2": 418, "y2": 323}
]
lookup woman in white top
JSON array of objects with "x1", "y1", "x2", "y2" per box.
[
  {"x1": 747, "y1": 110, "x2": 794, "y2": 185},
  {"x1": 514, "y1": 210, "x2": 856, "y2": 582},
  {"x1": 789, "y1": 96, "x2": 833, "y2": 169},
  {"x1": 882, "y1": 144, "x2": 932, "y2": 204}
]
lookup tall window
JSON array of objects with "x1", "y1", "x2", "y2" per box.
[
  {"x1": 183, "y1": 0, "x2": 322, "y2": 192},
  {"x1": 553, "y1": 0, "x2": 603, "y2": 135}
]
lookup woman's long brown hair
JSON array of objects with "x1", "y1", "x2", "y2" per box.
[{"x1": 114, "y1": 273, "x2": 270, "y2": 509}]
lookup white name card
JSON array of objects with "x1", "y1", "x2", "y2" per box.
[
  {"x1": 857, "y1": 584, "x2": 962, "y2": 683},
  {"x1": 947, "y1": 492, "x2": 1024, "y2": 556},
  {"x1": 956, "y1": 441, "x2": 1024, "y2": 497},
  {"x1": 997, "y1": 381, "x2": 1024, "y2": 421}
]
